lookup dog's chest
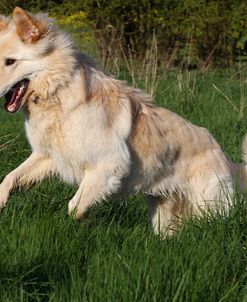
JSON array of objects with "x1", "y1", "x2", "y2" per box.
[{"x1": 24, "y1": 106, "x2": 112, "y2": 183}]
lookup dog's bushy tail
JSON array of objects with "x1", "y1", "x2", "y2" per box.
[
  {"x1": 231, "y1": 135, "x2": 247, "y2": 191},
  {"x1": 242, "y1": 135, "x2": 247, "y2": 164}
]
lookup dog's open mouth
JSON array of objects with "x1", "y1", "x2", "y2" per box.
[{"x1": 4, "y1": 79, "x2": 30, "y2": 113}]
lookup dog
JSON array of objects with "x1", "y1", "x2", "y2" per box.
[{"x1": 0, "y1": 7, "x2": 246, "y2": 235}]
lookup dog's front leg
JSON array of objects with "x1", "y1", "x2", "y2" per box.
[
  {"x1": 68, "y1": 163, "x2": 122, "y2": 220},
  {"x1": 0, "y1": 152, "x2": 55, "y2": 209}
]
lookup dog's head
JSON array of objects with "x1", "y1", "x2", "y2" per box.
[{"x1": 0, "y1": 7, "x2": 75, "y2": 113}]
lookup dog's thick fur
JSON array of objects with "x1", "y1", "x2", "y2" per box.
[{"x1": 0, "y1": 8, "x2": 247, "y2": 235}]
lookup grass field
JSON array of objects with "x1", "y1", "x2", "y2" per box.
[{"x1": 1, "y1": 63, "x2": 247, "y2": 301}]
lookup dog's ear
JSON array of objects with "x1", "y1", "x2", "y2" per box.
[
  {"x1": 0, "y1": 16, "x2": 9, "y2": 31},
  {"x1": 13, "y1": 7, "x2": 47, "y2": 43}
]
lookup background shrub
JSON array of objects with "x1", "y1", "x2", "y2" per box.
[{"x1": 1, "y1": 0, "x2": 247, "y2": 68}]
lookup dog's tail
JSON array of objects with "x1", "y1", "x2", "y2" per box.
[
  {"x1": 242, "y1": 135, "x2": 247, "y2": 164},
  {"x1": 231, "y1": 135, "x2": 247, "y2": 191}
]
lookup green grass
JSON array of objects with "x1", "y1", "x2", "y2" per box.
[{"x1": 1, "y1": 68, "x2": 247, "y2": 301}]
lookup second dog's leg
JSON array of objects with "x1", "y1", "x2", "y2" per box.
[
  {"x1": 68, "y1": 164, "x2": 122, "y2": 219},
  {"x1": 0, "y1": 152, "x2": 56, "y2": 209}
]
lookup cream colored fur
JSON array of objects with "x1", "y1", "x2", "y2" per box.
[{"x1": 0, "y1": 8, "x2": 246, "y2": 235}]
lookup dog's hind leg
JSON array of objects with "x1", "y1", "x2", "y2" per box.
[
  {"x1": 188, "y1": 171, "x2": 233, "y2": 217},
  {"x1": 0, "y1": 152, "x2": 55, "y2": 209},
  {"x1": 68, "y1": 163, "x2": 122, "y2": 220},
  {"x1": 186, "y1": 150, "x2": 234, "y2": 217},
  {"x1": 147, "y1": 194, "x2": 190, "y2": 236},
  {"x1": 191, "y1": 179, "x2": 233, "y2": 218}
]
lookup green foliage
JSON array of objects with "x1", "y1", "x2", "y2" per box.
[
  {"x1": 1, "y1": 0, "x2": 247, "y2": 67},
  {"x1": 0, "y1": 0, "x2": 56, "y2": 14},
  {"x1": 81, "y1": 0, "x2": 247, "y2": 68},
  {"x1": 82, "y1": 0, "x2": 162, "y2": 61}
]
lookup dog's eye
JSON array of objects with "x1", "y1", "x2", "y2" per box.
[{"x1": 5, "y1": 58, "x2": 17, "y2": 66}]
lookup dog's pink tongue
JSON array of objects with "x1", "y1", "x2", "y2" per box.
[
  {"x1": 5, "y1": 88, "x2": 22, "y2": 113},
  {"x1": 4, "y1": 80, "x2": 28, "y2": 113}
]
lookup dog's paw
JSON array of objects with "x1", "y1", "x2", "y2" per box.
[
  {"x1": 0, "y1": 182, "x2": 11, "y2": 211},
  {"x1": 0, "y1": 191, "x2": 9, "y2": 211},
  {"x1": 68, "y1": 197, "x2": 78, "y2": 217},
  {"x1": 0, "y1": 177, "x2": 13, "y2": 211}
]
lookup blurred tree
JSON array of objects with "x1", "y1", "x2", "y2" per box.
[{"x1": 1, "y1": 0, "x2": 247, "y2": 68}]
